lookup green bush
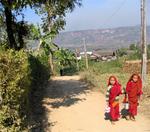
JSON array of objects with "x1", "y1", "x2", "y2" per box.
[
  {"x1": 129, "y1": 44, "x2": 138, "y2": 50},
  {"x1": 0, "y1": 48, "x2": 50, "y2": 131},
  {"x1": 0, "y1": 49, "x2": 30, "y2": 131},
  {"x1": 126, "y1": 49, "x2": 141, "y2": 60},
  {"x1": 28, "y1": 54, "x2": 50, "y2": 93},
  {"x1": 126, "y1": 44, "x2": 150, "y2": 60},
  {"x1": 116, "y1": 48, "x2": 127, "y2": 57}
]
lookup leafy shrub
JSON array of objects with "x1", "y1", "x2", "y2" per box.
[
  {"x1": 0, "y1": 47, "x2": 50, "y2": 131},
  {"x1": 126, "y1": 49, "x2": 141, "y2": 60},
  {"x1": 28, "y1": 53, "x2": 50, "y2": 93},
  {"x1": 0, "y1": 49, "x2": 30, "y2": 131},
  {"x1": 53, "y1": 48, "x2": 77, "y2": 75},
  {"x1": 129, "y1": 44, "x2": 138, "y2": 50},
  {"x1": 116, "y1": 48, "x2": 127, "y2": 57},
  {"x1": 27, "y1": 53, "x2": 50, "y2": 131},
  {"x1": 126, "y1": 44, "x2": 150, "y2": 60}
]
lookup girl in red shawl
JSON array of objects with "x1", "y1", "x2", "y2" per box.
[
  {"x1": 106, "y1": 76, "x2": 122, "y2": 124},
  {"x1": 126, "y1": 74, "x2": 142, "y2": 121}
]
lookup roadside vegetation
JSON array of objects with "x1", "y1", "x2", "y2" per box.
[
  {"x1": 79, "y1": 44, "x2": 150, "y2": 92},
  {"x1": 0, "y1": 0, "x2": 82, "y2": 131},
  {"x1": 0, "y1": 0, "x2": 150, "y2": 131},
  {"x1": 79, "y1": 44, "x2": 150, "y2": 118}
]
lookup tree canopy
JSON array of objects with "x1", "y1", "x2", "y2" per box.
[{"x1": 0, "y1": 0, "x2": 82, "y2": 50}]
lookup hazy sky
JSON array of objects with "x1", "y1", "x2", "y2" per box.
[{"x1": 23, "y1": 0, "x2": 150, "y2": 31}]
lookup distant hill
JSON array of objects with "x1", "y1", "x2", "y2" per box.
[{"x1": 54, "y1": 26, "x2": 150, "y2": 50}]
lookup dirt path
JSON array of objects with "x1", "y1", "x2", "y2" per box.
[{"x1": 42, "y1": 76, "x2": 150, "y2": 132}]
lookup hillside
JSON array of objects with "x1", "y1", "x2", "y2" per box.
[{"x1": 54, "y1": 26, "x2": 150, "y2": 50}]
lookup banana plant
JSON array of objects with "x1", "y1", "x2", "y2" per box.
[{"x1": 54, "y1": 48, "x2": 76, "y2": 74}]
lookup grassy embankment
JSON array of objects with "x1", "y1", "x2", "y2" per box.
[{"x1": 79, "y1": 58, "x2": 150, "y2": 118}]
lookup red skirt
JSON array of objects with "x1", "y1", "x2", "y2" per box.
[
  {"x1": 109, "y1": 103, "x2": 120, "y2": 121},
  {"x1": 128, "y1": 97, "x2": 138, "y2": 116}
]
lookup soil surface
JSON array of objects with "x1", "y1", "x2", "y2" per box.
[{"x1": 41, "y1": 76, "x2": 150, "y2": 132}]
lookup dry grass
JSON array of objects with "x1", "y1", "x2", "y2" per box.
[
  {"x1": 80, "y1": 71, "x2": 130, "y2": 93},
  {"x1": 79, "y1": 60, "x2": 150, "y2": 119},
  {"x1": 123, "y1": 60, "x2": 150, "y2": 74}
]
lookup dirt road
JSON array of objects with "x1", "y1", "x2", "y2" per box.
[{"x1": 42, "y1": 76, "x2": 150, "y2": 132}]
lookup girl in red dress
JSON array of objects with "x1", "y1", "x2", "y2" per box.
[
  {"x1": 126, "y1": 74, "x2": 143, "y2": 121},
  {"x1": 106, "y1": 76, "x2": 122, "y2": 124}
]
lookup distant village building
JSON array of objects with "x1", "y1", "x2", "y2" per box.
[
  {"x1": 91, "y1": 50, "x2": 116, "y2": 61},
  {"x1": 80, "y1": 51, "x2": 92, "y2": 56},
  {"x1": 78, "y1": 49, "x2": 117, "y2": 62}
]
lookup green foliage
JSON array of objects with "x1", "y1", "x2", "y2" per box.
[
  {"x1": 116, "y1": 43, "x2": 150, "y2": 60},
  {"x1": 54, "y1": 48, "x2": 76, "y2": 69},
  {"x1": 0, "y1": 23, "x2": 7, "y2": 45},
  {"x1": 88, "y1": 59, "x2": 123, "y2": 74},
  {"x1": 129, "y1": 44, "x2": 138, "y2": 50},
  {"x1": 0, "y1": 46, "x2": 50, "y2": 131},
  {"x1": 126, "y1": 49, "x2": 141, "y2": 60},
  {"x1": 28, "y1": 53, "x2": 50, "y2": 92},
  {"x1": 78, "y1": 59, "x2": 86, "y2": 71},
  {"x1": 0, "y1": 0, "x2": 82, "y2": 130},
  {"x1": 28, "y1": 24, "x2": 41, "y2": 40},
  {"x1": 0, "y1": 0, "x2": 82, "y2": 50},
  {"x1": 63, "y1": 66, "x2": 78, "y2": 76},
  {"x1": 126, "y1": 44, "x2": 150, "y2": 60},
  {"x1": 38, "y1": 0, "x2": 82, "y2": 35},
  {"x1": 116, "y1": 48, "x2": 127, "y2": 57},
  {"x1": 123, "y1": 44, "x2": 150, "y2": 60},
  {"x1": 0, "y1": 49, "x2": 30, "y2": 131}
]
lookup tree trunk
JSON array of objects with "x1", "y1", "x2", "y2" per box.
[
  {"x1": 17, "y1": 27, "x2": 24, "y2": 50},
  {"x1": 47, "y1": 7, "x2": 55, "y2": 75},
  {"x1": 49, "y1": 52, "x2": 55, "y2": 75},
  {"x1": 4, "y1": 6, "x2": 17, "y2": 49}
]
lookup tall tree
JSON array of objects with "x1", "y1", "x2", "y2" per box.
[
  {"x1": 0, "y1": 0, "x2": 82, "y2": 50},
  {"x1": 2, "y1": 1, "x2": 17, "y2": 49},
  {"x1": 0, "y1": 0, "x2": 33, "y2": 49},
  {"x1": 34, "y1": 0, "x2": 82, "y2": 74}
]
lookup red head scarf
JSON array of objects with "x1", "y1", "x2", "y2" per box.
[
  {"x1": 128, "y1": 73, "x2": 142, "y2": 89},
  {"x1": 107, "y1": 76, "x2": 122, "y2": 103},
  {"x1": 126, "y1": 73, "x2": 143, "y2": 96},
  {"x1": 108, "y1": 76, "x2": 120, "y2": 86}
]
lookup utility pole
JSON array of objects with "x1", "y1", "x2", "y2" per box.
[
  {"x1": 141, "y1": 0, "x2": 147, "y2": 88},
  {"x1": 75, "y1": 49, "x2": 79, "y2": 71},
  {"x1": 83, "y1": 38, "x2": 88, "y2": 69}
]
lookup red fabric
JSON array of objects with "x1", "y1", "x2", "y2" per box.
[
  {"x1": 110, "y1": 103, "x2": 120, "y2": 121},
  {"x1": 108, "y1": 76, "x2": 122, "y2": 120},
  {"x1": 108, "y1": 76, "x2": 122, "y2": 104},
  {"x1": 127, "y1": 74, "x2": 143, "y2": 95},
  {"x1": 126, "y1": 74, "x2": 142, "y2": 116}
]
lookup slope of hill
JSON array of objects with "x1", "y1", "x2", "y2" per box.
[{"x1": 54, "y1": 26, "x2": 150, "y2": 50}]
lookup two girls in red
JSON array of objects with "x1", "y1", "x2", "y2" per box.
[{"x1": 106, "y1": 74, "x2": 142, "y2": 124}]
